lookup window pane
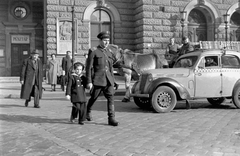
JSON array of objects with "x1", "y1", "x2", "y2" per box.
[
  {"x1": 101, "y1": 11, "x2": 110, "y2": 21},
  {"x1": 222, "y1": 55, "x2": 240, "y2": 68},
  {"x1": 91, "y1": 40, "x2": 99, "y2": 48},
  {"x1": 205, "y1": 56, "x2": 218, "y2": 67},
  {"x1": 90, "y1": 10, "x2": 111, "y2": 47},
  {"x1": 91, "y1": 24, "x2": 100, "y2": 38},
  {"x1": 102, "y1": 23, "x2": 110, "y2": 32},
  {"x1": 91, "y1": 10, "x2": 99, "y2": 21}
]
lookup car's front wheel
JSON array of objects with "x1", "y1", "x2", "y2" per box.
[
  {"x1": 232, "y1": 84, "x2": 240, "y2": 108},
  {"x1": 207, "y1": 97, "x2": 226, "y2": 106},
  {"x1": 133, "y1": 97, "x2": 151, "y2": 109},
  {"x1": 151, "y1": 86, "x2": 177, "y2": 113}
]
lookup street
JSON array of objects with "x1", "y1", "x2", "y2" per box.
[{"x1": 0, "y1": 81, "x2": 240, "y2": 156}]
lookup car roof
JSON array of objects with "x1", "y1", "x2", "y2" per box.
[{"x1": 178, "y1": 49, "x2": 240, "y2": 58}]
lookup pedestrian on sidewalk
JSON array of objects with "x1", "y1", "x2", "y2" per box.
[
  {"x1": 66, "y1": 62, "x2": 88, "y2": 125},
  {"x1": 85, "y1": 31, "x2": 119, "y2": 126},
  {"x1": 20, "y1": 49, "x2": 43, "y2": 108},
  {"x1": 47, "y1": 54, "x2": 60, "y2": 91},
  {"x1": 61, "y1": 51, "x2": 72, "y2": 91}
]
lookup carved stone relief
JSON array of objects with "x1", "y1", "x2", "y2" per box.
[
  {"x1": 58, "y1": 19, "x2": 76, "y2": 54},
  {"x1": 59, "y1": 21, "x2": 72, "y2": 40}
]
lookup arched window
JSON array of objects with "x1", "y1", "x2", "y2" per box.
[{"x1": 90, "y1": 10, "x2": 111, "y2": 48}]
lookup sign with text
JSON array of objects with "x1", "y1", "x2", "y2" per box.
[{"x1": 11, "y1": 35, "x2": 30, "y2": 44}]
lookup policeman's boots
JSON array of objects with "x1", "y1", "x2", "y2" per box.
[
  {"x1": 108, "y1": 117, "x2": 119, "y2": 126},
  {"x1": 108, "y1": 104, "x2": 119, "y2": 126}
]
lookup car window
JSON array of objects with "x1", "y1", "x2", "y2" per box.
[
  {"x1": 205, "y1": 56, "x2": 218, "y2": 67},
  {"x1": 174, "y1": 56, "x2": 198, "y2": 68},
  {"x1": 221, "y1": 55, "x2": 240, "y2": 68},
  {"x1": 196, "y1": 56, "x2": 219, "y2": 69}
]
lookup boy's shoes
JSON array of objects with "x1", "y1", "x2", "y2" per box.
[
  {"x1": 114, "y1": 83, "x2": 119, "y2": 90},
  {"x1": 86, "y1": 113, "x2": 93, "y2": 121},
  {"x1": 34, "y1": 105, "x2": 40, "y2": 108},
  {"x1": 69, "y1": 115, "x2": 75, "y2": 123},
  {"x1": 25, "y1": 101, "x2": 29, "y2": 107},
  {"x1": 78, "y1": 121, "x2": 84, "y2": 125},
  {"x1": 122, "y1": 98, "x2": 130, "y2": 102}
]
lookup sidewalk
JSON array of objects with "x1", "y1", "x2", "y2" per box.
[{"x1": 0, "y1": 75, "x2": 132, "y2": 99}]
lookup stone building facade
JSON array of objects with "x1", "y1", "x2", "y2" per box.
[{"x1": 0, "y1": 0, "x2": 239, "y2": 76}]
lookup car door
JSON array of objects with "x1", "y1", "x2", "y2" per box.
[
  {"x1": 194, "y1": 55, "x2": 222, "y2": 98},
  {"x1": 221, "y1": 54, "x2": 240, "y2": 96}
]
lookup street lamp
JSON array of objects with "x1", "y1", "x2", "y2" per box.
[
  {"x1": 71, "y1": 0, "x2": 75, "y2": 65},
  {"x1": 223, "y1": 14, "x2": 229, "y2": 42},
  {"x1": 180, "y1": 11, "x2": 187, "y2": 39}
]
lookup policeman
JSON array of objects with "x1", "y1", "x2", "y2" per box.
[{"x1": 85, "y1": 31, "x2": 119, "y2": 126}]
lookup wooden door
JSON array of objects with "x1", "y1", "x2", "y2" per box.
[{"x1": 11, "y1": 44, "x2": 30, "y2": 76}]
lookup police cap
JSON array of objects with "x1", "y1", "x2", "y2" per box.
[{"x1": 97, "y1": 31, "x2": 110, "y2": 40}]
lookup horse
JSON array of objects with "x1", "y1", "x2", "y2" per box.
[
  {"x1": 107, "y1": 44, "x2": 169, "y2": 80},
  {"x1": 107, "y1": 44, "x2": 169, "y2": 102}
]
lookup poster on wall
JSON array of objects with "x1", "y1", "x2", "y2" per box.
[
  {"x1": 57, "y1": 19, "x2": 77, "y2": 54},
  {"x1": 23, "y1": 51, "x2": 28, "y2": 55}
]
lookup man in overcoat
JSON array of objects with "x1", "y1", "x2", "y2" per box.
[
  {"x1": 85, "y1": 31, "x2": 119, "y2": 126},
  {"x1": 20, "y1": 49, "x2": 43, "y2": 108},
  {"x1": 61, "y1": 51, "x2": 72, "y2": 91}
]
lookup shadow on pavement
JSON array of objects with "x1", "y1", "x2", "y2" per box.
[
  {"x1": 0, "y1": 114, "x2": 68, "y2": 124},
  {"x1": 0, "y1": 104, "x2": 25, "y2": 108}
]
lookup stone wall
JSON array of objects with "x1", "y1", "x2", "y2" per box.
[
  {"x1": 46, "y1": 0, "x2": 239, "y2": 59},
  {"x1": 0, "y1": 0, "x2": 8, "y2": 75}
]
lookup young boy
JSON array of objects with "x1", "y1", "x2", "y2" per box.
[{"x1": 66, "y1": 62, "x2": 87, "y2": 125}]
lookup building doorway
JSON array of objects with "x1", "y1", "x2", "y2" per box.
[
  {"x1": 188, "y1": 9, "x2": 207, "y2": 42},
  {"x1": 11, "y1": 44, "x2": 30, "y2": 76}
]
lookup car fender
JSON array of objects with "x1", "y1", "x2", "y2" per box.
[
  {"x1": 131, "y1": 81, "x2": 139, "y2": 94},
  {"x1": 232, "y1": 79, "x2": 240, "y2": 94},
  {"x1": 148, "y1": 77, "x2": 190, "y2": 100}
]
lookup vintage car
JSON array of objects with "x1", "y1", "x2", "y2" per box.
[{"x1": 130, "y1": 49, "x2": 240, "y2": 113}]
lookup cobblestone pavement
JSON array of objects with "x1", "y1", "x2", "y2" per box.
[{"x1": 1, "y1": 82, "x2": 240, "y2": 156}]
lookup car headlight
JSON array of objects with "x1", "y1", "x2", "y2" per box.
[{"x1": 148, "y1": 74, "x2": 153, "y2": 82}]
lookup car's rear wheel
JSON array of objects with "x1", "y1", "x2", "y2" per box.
[
  {"x1": 232, "y1": 84, "x2": 240, "y2": 108},
  {"x1": 151, "y1": 86, "x2": 177, "y2": 113},
  {"x1": 133, "y1": 97, "x2": 151, "y2": 109},
  {"x1": 207, "y1": 97, "x2": 226, "y2": 106}
]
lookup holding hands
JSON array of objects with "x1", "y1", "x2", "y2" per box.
[
  {"x1": 66, "y1": 95, "x2": 71, "y2": 100},
  {"x1": 87, "y1": 83, "x2": 93, "y2": 90}
]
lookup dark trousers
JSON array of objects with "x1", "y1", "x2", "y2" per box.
[
  {"x1": 87, "y1": 85, "x2": 115, "y2": 118},
  {"x1": 71, "y1": 102, "x2": 86, "y2": 122},
  {"x1": 61, "y1": 73, "x2": 70, "y2": 91},
  {"x1": 26, "y1": 85, "x2": 40, "y2": 106},
  {"x1": 60, "y1": 75, "x2": 66, "y2": 91}
]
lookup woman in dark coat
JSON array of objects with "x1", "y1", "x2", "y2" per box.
[{"x1": 20, "y1": 50, "x2": 43, "y2": 108}]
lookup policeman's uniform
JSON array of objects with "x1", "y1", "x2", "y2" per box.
[{"x1": 85, "y1": 31, "x2": 119, "y2": 126}]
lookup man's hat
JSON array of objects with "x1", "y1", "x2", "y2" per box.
[
  {"x1": 31, "y1": 49, "x2": 39, "y2": 55},
  {"x1": 97, "y1": 31, "x2": 110, "y2": 40}
]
